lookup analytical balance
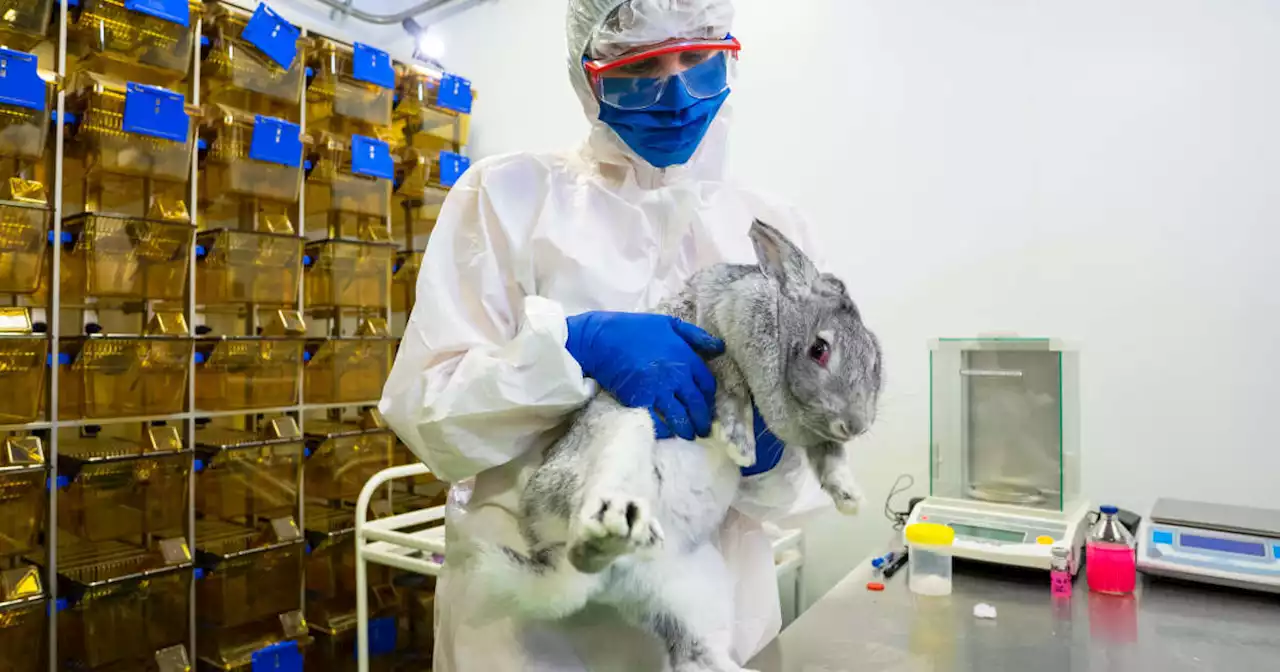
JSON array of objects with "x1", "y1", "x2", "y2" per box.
[
  {"x1": 1137, "y1": 498, "x2": 1280, "y2": 593},
  {"x1": 905, "y1": 338, "x2": 1091, "y2": 572}
]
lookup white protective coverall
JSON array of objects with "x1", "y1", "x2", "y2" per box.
[{"x1": 380, "y1": 0, "x2": 832, "y2": 669}]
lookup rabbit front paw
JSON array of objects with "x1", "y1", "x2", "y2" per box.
[
  {"x1": 822, "y1": 473, "x2": 866, "y2": 515},
  {"x1": 707, "y1": 419, "x2": 756, "y2": 468},
  {"x1": 569, "y1": 492, "x2": 665, "y2": 573}
]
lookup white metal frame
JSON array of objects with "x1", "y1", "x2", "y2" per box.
[{"x1": 354, "y1": 463, "x2": 446, "y2": 671}]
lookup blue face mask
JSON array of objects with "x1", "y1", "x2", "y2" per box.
[{"x1": 597, "y1": 78, "x2": 730, "y2": 169}]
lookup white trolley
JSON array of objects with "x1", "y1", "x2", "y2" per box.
[{"x1": 354, "y1": 464, "x2": 447, "y2": 671}]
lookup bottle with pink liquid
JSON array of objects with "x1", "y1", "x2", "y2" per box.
[
  {"x1": 1050, "y1": 546, "x2": 1073, "y2": 598},
  {"x1": 1086, "y1": 505, "x2": 1137, "y2": 595}
]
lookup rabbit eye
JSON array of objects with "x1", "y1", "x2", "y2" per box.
[{"x1": 808, "y1": 338, "x2": 831, "y2": 367}]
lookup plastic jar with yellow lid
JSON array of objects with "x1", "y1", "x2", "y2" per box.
[{"x1": 905, "y1": 522, "x2": 956, "y2": 596}]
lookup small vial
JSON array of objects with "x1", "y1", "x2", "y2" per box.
[{"x1": 1050, "y1": 546, "x2": 1073, "y2": 598}]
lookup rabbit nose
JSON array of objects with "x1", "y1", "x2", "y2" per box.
[{"x1": 830, "y1": 418, "x2": 866, "y2": 441}]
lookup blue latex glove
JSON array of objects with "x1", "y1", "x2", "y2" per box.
[
  {"x1": 741, "y1": 407, "x2": 786, "y2": 477},
  {"x1": 566, "y1": 311, "x2": 724, "y2": 440}
]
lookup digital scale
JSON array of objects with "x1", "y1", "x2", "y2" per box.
[
  {"x1": 1138, "y1": 498, "x2": 1280, "y2": 594},
  {"x1": 906, "y1": 497, "x2": 1091, "y2": 573},
  {"x1": 917, "y1": 337, "x2": 1090, "y2": 573}
]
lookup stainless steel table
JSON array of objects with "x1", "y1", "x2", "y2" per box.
[{"x1": 749, "y1": 556, "x2": 1280, "y2": 671}]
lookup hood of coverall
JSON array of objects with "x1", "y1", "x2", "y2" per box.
[{"x1": 565, "y1": 0, "x2": 737, "y2": 185}]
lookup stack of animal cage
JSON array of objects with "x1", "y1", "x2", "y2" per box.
[
  {"x1": 194, "y1": 416, "x2": 309, "y2": 671},
  {"x1": 54, "y1": 423, "x2": 192, "y2": 671},
  {"x1": 302, "y1": 408, "x2": 398, "y2": 665},
  {"x1": 392, "y1": 65, "x2": 473, "y2": 207},
  {"x1": 53, "y1": 1, "x2": 205, "y2": 668},
  {"x1": 0, "y1": 43, "x2": 55, "y2": 438},
  {"x1": 389, "y1": 67, "x2": 472, "y2": 344},
  {"x1": 0, "y1": 433, "x2": 48, "y2": 672},
  {"x1": 303, "y1": 130, "x2": 395, "y2": 254},
  {"x1": 10, "y1": 3, "x2": 480, "y2": 669},
  {"x1": 64, "y1": 71, "x2": 198, "y2": 220}
]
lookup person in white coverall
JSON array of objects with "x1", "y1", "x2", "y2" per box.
[{"x1": 380, "y1": 0, "x2": 833, "y2": 669}]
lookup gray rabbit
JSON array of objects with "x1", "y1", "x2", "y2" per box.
[{"x1": 475, "y1": 220, "x2": 882, "y2": 672}]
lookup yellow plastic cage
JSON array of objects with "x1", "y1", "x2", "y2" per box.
[
  {"x1": 202, "y1": 1, "x2": 306, "y2": 114},
  {"x1": 59, "y1": 213, "x2": 194, "y2": 303},
  {"x1": 303, "y1": 414, "x2": 394, "y2": 505},
  {"x1": 311, "y1": 577, "x2": 433, "y2": 671},
  {"x1": 195, "y1": 336, "x2": 305, "y2": 411},
  {"x1": 67, "y1": 71, "x2": 196, "y2": 181},
  {"x1": 0, "y1": 181, "x2": 53, "y2": 296},
  {"x1": 200, "y1": 104, "x2": 306, "y2": 204},
  {"x1": 196, "y1": 228, "x2": 303, "y2": 306},
  {"x1": 56, "y1": 425, "x2": 189, "y2": 544},
  {"x1": 53, "y1": 427, "x2": 192, "y2": 672},
  {"x1": 394, "y1": 65, "x2": 472, "y2": 146},
  {"x1": 196, "y1": 543, "x2": 309, "y2": 670},
  {"x1": 0, "y1": 65, "x2": 52, "y2": 161},
  {"x1": 306, "y1": 37, "x2": 394, "y2": 130},
  {"x1": 0, "y1": 599, "x2": 46, "y2": 672},
  {"x1": 303, "y1": 336, "x2": 393, "y2": 406},
  {"x1": 0, "y1": 0, "x2": 54, "y2": 49},
  {"x1": 0, "y1": 309, "x2": 47, "y2": 424},
  {"x1": 0, "y1": 435, "x2": 46, "y2": 568},
  {"x1": 305, "y1": 534, "x2": 398, "y2": 649},
  {"x1": 56, "y1": 561, "x2": 191, "y2": 671},
  {"x1": 194, "y1": 417, "x2": 303, "y2": 559},
  {"x1": 305, "y1": 131, "x2": 393, "y2": 227},
  {"x1": 303, "y1": 238, "x2": 394, "y2": 311},
  {"x1": 67, "y1": 0, "x2": 201, "y2": 85},
  {"x1": 58, "y1": 336, "x2": 191, "y2": 420}
]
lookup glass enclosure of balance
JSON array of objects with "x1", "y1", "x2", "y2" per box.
[{"x1": 930, "y1": 338, "x2": 1080, "y2": 512}]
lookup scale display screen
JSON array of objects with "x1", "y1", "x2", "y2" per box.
[
  {"x1": 1180, "y1": 533, "x2": 1267, "y2": 557},
  {"x1": 949, "y1": 523, "x2": 1026, "y2": 543}
]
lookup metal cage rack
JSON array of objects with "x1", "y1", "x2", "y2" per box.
[{"x1": 0, "y1": 1, "x2": 473, "y2": 670}]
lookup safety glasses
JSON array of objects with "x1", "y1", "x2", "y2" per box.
[{"x1": 584, "y1": 37, "x2": 741, "y2": 111}]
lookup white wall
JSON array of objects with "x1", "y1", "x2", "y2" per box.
[{"x1": 286, "y1": 0, "x2": 1280, "y2": 606}]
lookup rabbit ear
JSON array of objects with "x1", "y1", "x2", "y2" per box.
[{"x1": 750, "y1": 219, "x2": 817, "y2": 294}]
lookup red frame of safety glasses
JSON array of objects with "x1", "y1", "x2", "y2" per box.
[{"x1": 583, "y1": 37, "x2": 742, "y2": 81}]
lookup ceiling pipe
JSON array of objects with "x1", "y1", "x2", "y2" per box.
[{"x1": 312, "y1": 0, "x2": 463, "y2": 25}]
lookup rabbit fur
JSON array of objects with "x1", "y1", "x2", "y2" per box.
[{"x1": 474, "y1": 220, "x2": 883, "y2": 672}]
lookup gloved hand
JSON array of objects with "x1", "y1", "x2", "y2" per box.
[
  {"x1": 566, "y1": 311, "x2": 724, "y2": 441},
  {"x1": 741, "y1": 406, "x2": 785, "y2": 477}
]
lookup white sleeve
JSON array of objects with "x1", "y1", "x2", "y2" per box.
[
  {"x1": 379, "y1": 162, "x2": 593, "y2": 483},
  {"x1": 730, "y1": 192, "x2": 834, "y2": 521}
]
